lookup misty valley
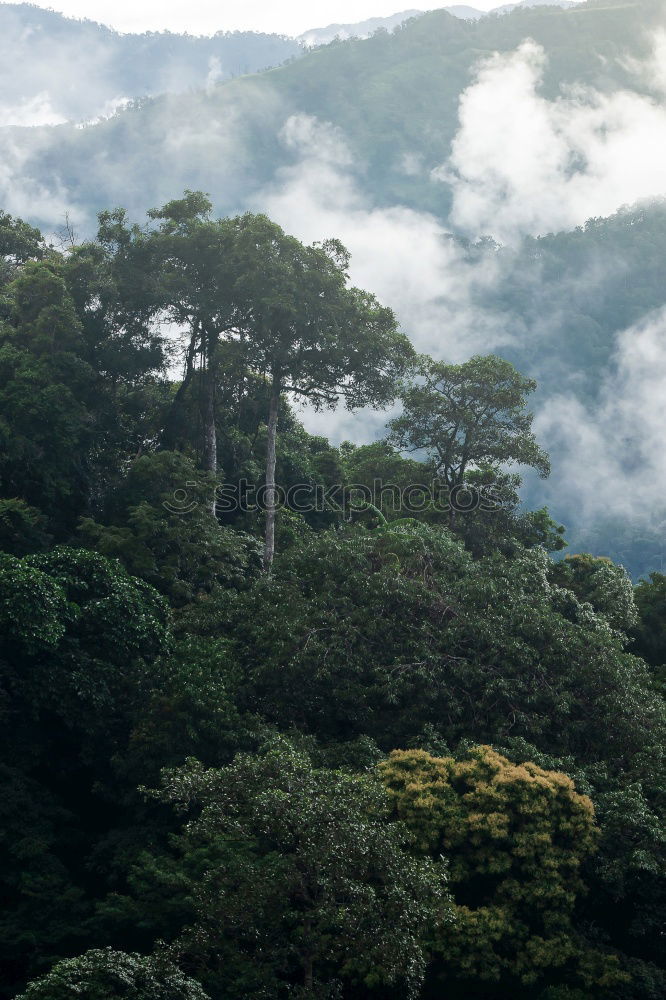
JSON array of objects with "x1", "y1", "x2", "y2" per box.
[{"x1": 0, "y1": 2, "x2": 665, "y2": 999}]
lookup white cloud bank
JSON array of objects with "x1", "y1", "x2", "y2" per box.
[
  {"x1": 255, "y1": 113, "x2": 509, "y2": 361},
  {"x1": 535, "y1": 307, "x2": 666, "y2": 525},
  {"x1": 252, "y1": 113, "x2": 513, "y2": 439},
  {"x1": 624, "y1": 27, "x2": 666, "y2": 97},
  {"x1": 0, "y1": 132, "x2": 86, "y2": 231},
  {"x1": 0, "y1": 93, "x2": 67, "y2": 128},
  {"x1": 2, "y1": 29, "x2": 665, "y2": 516},
  {"x1": 437, "y1": 39, "x2": 666, "y2": 243},
  {"x1": 252, "y1": 107, "x2": 666, "y2": 531}
]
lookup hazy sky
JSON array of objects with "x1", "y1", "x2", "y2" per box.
[{"x1": 17, "y1": 2, "x2": 501, "y2": 36}]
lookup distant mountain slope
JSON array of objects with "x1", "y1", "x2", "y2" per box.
[
  {"x1": 450, "y1": 199, "x2": 666, "y2": 579},
  {"x1": 496, "y1": 0, "x2": 582, "y2": 12},
  {"x1": 444, "y1": 6, "x2": 486, "y2": 19},
  {"x1": 0, "y1": 2, "x2": 302, "y2": 125},
  {"x1": 298, "y1": 1, "x2": 583, "y2": 45},
  {"x1": 5, "y1": 0, "x2": 656, "y2": 231},
  {"x1": 298, "y1": 10, "x2": 425, "y2": 47},
  {"x1": 0, "y1": 0, "x2": 592, "y2": 127}
]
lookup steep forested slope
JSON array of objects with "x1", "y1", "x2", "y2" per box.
[{"x1": 1, "y1": 201, "x2": 665, "y2": 1000}]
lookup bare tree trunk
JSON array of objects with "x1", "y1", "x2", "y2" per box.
[
  {"x1": 263, "y1": 375, "x2": 280, "y2": 573},
  {"x1": 201, "y1": 339, "x2": 217, "y2": 477},
  {"x1": 161, "y1": 335, "x2": 197, "y2": 451}
]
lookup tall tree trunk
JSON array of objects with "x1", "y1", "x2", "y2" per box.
[
  {"x1": 161, "y1": 334, "x2": 197, "y2": 451},
  {"x1": 201, "y1": 339, "x2": 217, "y2": 477},
  {"x1": 263, "y1": 375, "x2": 280, "y2": 573}
]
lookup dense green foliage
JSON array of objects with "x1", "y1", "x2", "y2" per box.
[
  {"x1": 380, "y1": 747, "x2": 614, "y2": 994},
  {"x1": 78, "y1": 451, "x2": 262, "y2": 605},
  {"x1": 0, "y1": 199, "x2": 664, "y2": 1000},
  {"x1": 14, "y1": 948, "x2": 209, "y2": 1000},
  {"x1": 630, "y1": 571, "x2": 666, "y2": 693},
  {"x1": 146, "y1": 742, "x2": 450, "y2": 999}
]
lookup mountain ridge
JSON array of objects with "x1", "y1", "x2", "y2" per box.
[
  {"x1": 3, "y1": 0, "x2": 656, "y2": 228},
  {"x1": 297, "y1": 1, "x2": 584, "y2": 45},
  {"x1": 0, "y1": 1, "x2": 594, "y2": 127}
]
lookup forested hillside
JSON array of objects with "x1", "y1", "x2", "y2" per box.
[
  {"x1": 0, "y1": 0, "x2": 585, "y2": 126},
  {"x1": 1, "y1": 0, "x2": 660, "y2": 228},
  {"x1": 2, "y1": 3, "x2": 666, "y2": 574},
  {"x1": 0, "y1": 194, "x2": 664, "y2": 1000}
]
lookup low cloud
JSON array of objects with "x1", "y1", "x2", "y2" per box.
[
  {"x1": 251, "y1": 112, "x2": 666, "y2": 538},
  {"x1": 0, "y1": 5, "x2": 301, "y2": 127},
  {"x1": 0, "y1": 93, "x2": 67, "y2": 128},
  {"x1": 436, "y1": 39, "x2": 666, "y2": 243},
  {"x1": 624, "y1": 27, "x2": 666, "y2": 97},
  {"x1": 206, "y1": 57, "x2": 224, "y2": 95},
  {"x1": 255, "y1": 114, "x2": 511, "y2": 362},
  {"x1": 0, "y1": 130, "x2": 86, "y2": 231},
  {"x1": 75, "y1": 96, "x2": 132, "y2": 128},
  {"x1": 534, "y1": 307, "x2": 666, "y2": 526},
  {"x1": 253, "y1": 113, "x2": 516, "y2": 441}
]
